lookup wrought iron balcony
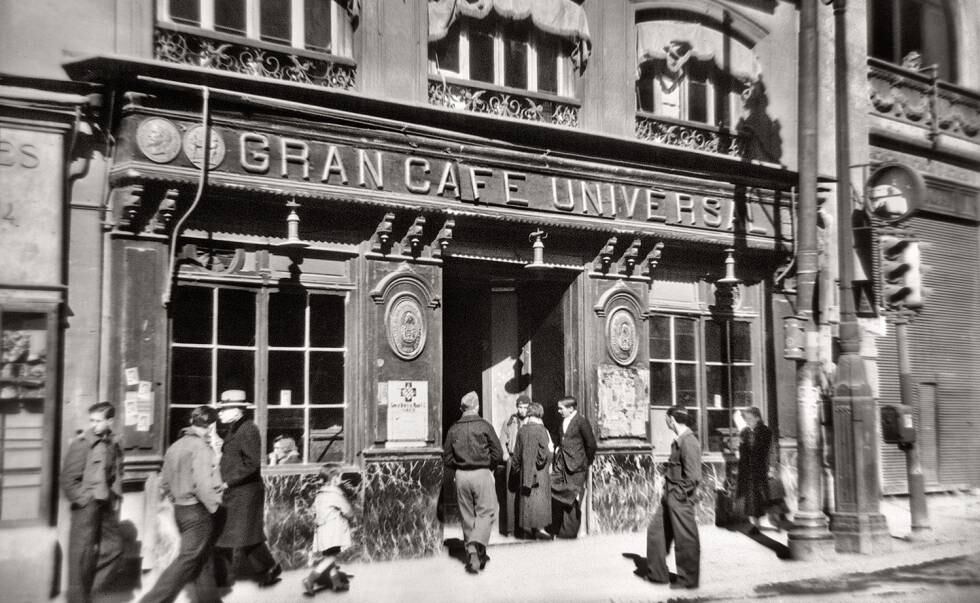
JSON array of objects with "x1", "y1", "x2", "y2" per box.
[
  {"x1": 635, "y1": 113, "x2": 746, "y2": 158},
  {"x1": 869, "y1": 57, "x2": 980, "y2": 145},
  {"x1": 427, "y1": 77, "x2": 580, "y2": 127},
  {"x1": 154, "y1": 25, "x2": 356, "y2": 90}
]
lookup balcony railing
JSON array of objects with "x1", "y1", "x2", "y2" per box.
[
  {"x1": 635, "y1": 113, "x2": 747, "y2": 158},
  {"x1": 427, "y1": 77, "x2": 580, "y2": 127},
  {"x1": 869, "y1": 57, "x2": 980, "y2": 145},
  {"x1": 154, "y1": 25, "x2": 356, "y2": 90}
]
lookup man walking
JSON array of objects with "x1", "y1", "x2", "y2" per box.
[
  {"x1": 61, "y1": 401, "x2": 124, "y2": 603},
  {"x1": 443, "y1": 390, "x2": 503, "y2": 574},
  {"x1": 551, "y1": 396, "x2": 596, "y2": 538},
  {"x1": 645, "y1": 405, "x2": 702, "y2": 590},
  {"x1": 213, "y1": 390, "x2": 282, "y2": 587},
  {"x1": 141, "y1": 406, "x2": 223, "y2": 603},
  {"x1": 498, "y1": 394, "x2": 529, "y2": 536}
]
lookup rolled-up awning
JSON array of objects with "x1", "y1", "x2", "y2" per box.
[
  {"x1": 636, "y1": 20, "x2": 760, "y2": 81},
  {"x1": 429, "y1": 0, "x2": 591, "y2": 70}
]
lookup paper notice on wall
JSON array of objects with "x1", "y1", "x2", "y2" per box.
[
  {"x1": 385, "y1": 380, "x2": 428, "y2": 444},
  {"x1": 125, "y1": 367, "x2": 140, "y2": 387},
  {"x1": 279, "y1": 389, "x2": 292, "y2": 406},
  {"x1": 135, "y1": 390, "x2": 154, "y2": 431},
  {"x1": 138, "y1": 380, "x2": 152, "y2": 395},
  {"x1": 124, "y1": 391, "x2": 139, "y2": 426},
  {"x1": 136, "y1": 413, "x2": 150, "y2": 432}
]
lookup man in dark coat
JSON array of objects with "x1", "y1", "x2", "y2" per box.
[
  {"x1": 512, "y1": 402, "x2": 553, "y2": 539},
  {"x1": 550, "y1": 395, "x2": 596, "y2": 539},
  {"x1": 645, "y1": 405, "x2": 702, "y2": 590},
  {"x1": 736, "y1": 406, "x2": 773, "y2": 533},
  {"x1": 443, "y1": 390, "x2": 504, "y2": 574},
  {"x1": 61, "y1": 402, "x2": 124, "y2": 603},
  {"x1": 498, "y1": 394, "x2": 529, "y2": 536},
  {"x1": 213, "y1": 390, "x2": 282, "y2": 587}
]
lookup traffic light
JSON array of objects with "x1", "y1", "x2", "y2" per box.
[{"x1": 879, "y1": 232, "x2": 926, "y2": 310}]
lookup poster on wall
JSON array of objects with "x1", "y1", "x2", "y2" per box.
[
  {"x1": 597, "y1": 364, "x2": 649, "y2": 439},
  {"x1": 383, "y1": 380, "x2": 428, "y2": 446}
]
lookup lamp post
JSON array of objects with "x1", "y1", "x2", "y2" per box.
[{"x1": 828, "y1": 0, "x2": 890, "y2": 553}]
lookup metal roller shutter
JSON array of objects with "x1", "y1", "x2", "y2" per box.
[{"x1": 877, "y1": 215, "x2": 980, "y2": 493}]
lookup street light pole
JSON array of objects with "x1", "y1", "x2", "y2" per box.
[
  {"x1": 828, "y1": 0, "x2": 890, "y2": 553},
  {"x1": 788, "y1": 0, "x2": 834, "y2": 560}
]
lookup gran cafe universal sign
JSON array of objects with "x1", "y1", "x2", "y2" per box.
[{"x1": 131, "y1": 116, "x2": 789, "y2": 241}]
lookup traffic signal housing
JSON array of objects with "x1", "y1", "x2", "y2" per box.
[{"x1": 879, "y1": 231, "x2": 926, "y2": 310}]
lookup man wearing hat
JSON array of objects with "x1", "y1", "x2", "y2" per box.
[
  {"x1": 213, "y1": 389, "x2": 282, "y2": 587},
  {"x1": 443, "y1": 391, "x2": 503, "y2": 574},
  {"x1": 498, "y1": 394, "x2": 530, "y2": 537}
]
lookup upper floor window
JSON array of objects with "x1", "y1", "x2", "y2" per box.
[
  {"x1": 635, "y1": 19, "x2": 758, "y2": 128},
  {"x1": 160, "y1": 0, "x2": 355, "y2": 57},
  {"x1": 870, "y1": 0, "x2": 956, "y2": 82},
  {"x1": 428, "y1": 0, "x2": 591, "y2": 97}
]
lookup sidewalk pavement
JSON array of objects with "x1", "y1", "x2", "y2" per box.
[{"x1": 132, "y1": 492, "x2": 980, "y2": 603}]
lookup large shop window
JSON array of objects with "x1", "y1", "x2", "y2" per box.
[
  {"x1": 160, "y1": 0, "x2": 354, "y2": 56},
  {"x1": 0, "y1": 307, "x2": 56, "y2": 523},
  {"x1": 649, "y1": 314, "x2": 754, "y2": 454},
  {"x1": 170, "y1": 285, "x2": 347, "y2": 465},
  {"x1": 870, "y1": 0, "x2": 956, "y2": 82},
  {"x1": 635, "y1": 19, "x2": 759, "y2": 127}
]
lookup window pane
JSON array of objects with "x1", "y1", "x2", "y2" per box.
[
  {"x1": 268, "y1": 351, "x2": 305, "y2": 406},
  {"x1": 536, "y1": 35, "x2": 559, "y2": 94},
  {"x1": 171, "y1": 348, "x2": 211, "y2": 405},
  {"x1": 1, "y1": 400, "x2": 43, "y2": 520},
  {"x1": 649, "y1": 362, "x2": 671, "y2": 406},
  {"x1": 706, "y1": 409, "x2": 732, "y2": 453},
  {"x1": 0, "y1": 313, "x2": 47, "y2": 400},
  {"x1": 310, "y1": 352, "x2": 344, "y2": 404},
  {"x1": 705, "y1": 365, "x2": 726, "y2": 409},
  {"x1": 218, "y1": 288, "x2": 256, "y2": 346},
  {"x1": 649, "y1": 316, "x2": 670, "y2": 359},
  {"x1": 269, "y1": 291, "x2": 306, "y2": 347},
  {"x1": 731, "y1": 366, "x2": 753, "y2": 407},
  {"x1": 310, "y1": 407, "x2": 344, "y2": 463},
  {"x1": 305, "y1": 0, "x2": 332, "y2": 53},
  {"x1": 675, "y1": 318, "x2": 697, "y2": 361},
  {"x1": 309, "y1": 294, "x2": 344, "y2": 347},
  {"x1": 169, "y1": 0, "x2": 200, "y2": 26},
  {"x1": 730, "y1": 321, "x2": 751, "y2": 362},
  {"x1": 216, "y1": 349, "x2": 254, "y2": 397},
  {"x1": 503, "y1": 20, "x2": 529, "y2": 89},
  {"x1": 704, "y1": 320, "x2": 724, "y2": 363},
  {"x1": 870, "y1": 0, "x2": 895, "y2": 62},
  {"x1": 173, "y1": 286, "x2": 212, "y2": 344},
  {"x1": 261, "y1": 0, "x2": 292, "y2": 45},
  {"x1": 268, "y1": 408, "x2": 305, "y2": 462},
  {"x1": 899, "y1": 0, "x2": 923, "y2": 65},
  {"x1": 688, "y1": 78, "x2": 708, "y2": 124},
  {"x1": 469, "y1": 24, "x2": 494, "y2": 83},
  {"x1": 430, "y1": 20, "x2": 461, "y2": 72},
  {"x1": 676, "y1": 364, "x2": 697, "y2": 407},
  {"x1": 215, "y1": 0, "x2": 246, "y2": 35}
]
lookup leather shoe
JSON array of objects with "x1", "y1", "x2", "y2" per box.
[{"x1": 259, "y1": 563, "x2": 282, "y2": 587}]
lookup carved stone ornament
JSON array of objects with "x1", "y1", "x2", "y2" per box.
[
  {"x1": 386, "y1": 293, "x2": 427, "y2": 361},
  {"x1": 137, "y1": 118, "x2": 182, "y2": 163},
  {"x1": 182, "y1": 125, "x2": 226, "y2": 169},
  {"x1": 606, "y1": 307, "x2": 638, "y2": 366}
]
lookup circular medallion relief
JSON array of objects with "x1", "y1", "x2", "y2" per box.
[
  {"x1": 183, "y1": 125, "x2": 226, "y2": 169},
  {"x1": 136, "y1": 118, "x2": 182, "y2": 163},
  {"x1": 607, "y1": 307, "x2": 638, "y2": 366},
  {"x1": 386, "y1": 294, "x2": 426, "y2": 361}
]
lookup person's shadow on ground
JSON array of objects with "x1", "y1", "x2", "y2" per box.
[
  {"x1": 731, "y1": 523, "x2": 792, "y2": 559},
  {"x1": 620, "y1": 552, "x2": 678, "y2": 584}
]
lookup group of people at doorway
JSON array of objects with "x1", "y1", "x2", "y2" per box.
[
  {"x1": 60, "y1": 390, "x2": 357, "y2": 603},
  {"x1": 443, "y1": 391, "x2": 598, "y2": 574}
]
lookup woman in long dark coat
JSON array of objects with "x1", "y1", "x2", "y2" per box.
[
  {"x1": 736, "y1": 406, "x2": 772, "y2": 533},
  {"x1": 512, "y1": 402, "x2": 553, "y2": 539}
]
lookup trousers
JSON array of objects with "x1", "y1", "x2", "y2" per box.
[
  {"x1": 646, "y1": 492, "x2": 700, "y2": 587},
  {"x1": 454, "y1": 468, "x2": 498, "y2": 547},
  {"x1": 140, "y1": 503, "x2": 219, "y2": 603},
  {"x1": 67, "y1": 499, "x2": 122, "y2": 603}
]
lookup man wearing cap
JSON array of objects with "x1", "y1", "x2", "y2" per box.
[
  {"x1": 443, "y1": 390, "x2": 503, "y2": 574},
  {"x1": 498, "y1": 394, "x2": 530, "y2": 537},
  {"x1": 213, "y1": 390, "x2": 282, "y2": 587},
  {"x1": 141, "y1": 405, "x2": 223, "y2": 603}
]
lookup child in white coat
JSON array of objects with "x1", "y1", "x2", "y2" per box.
[{"x1": 303, "y1": 463, "x2": 355, "y2": 596}]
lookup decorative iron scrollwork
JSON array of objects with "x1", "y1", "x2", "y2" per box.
[
  {"x1": 428, "y1": 80, "x2": 580, "y2": 127},
  {"x1": 635, "y1": 115, "x2": 746, "y2": 157}
]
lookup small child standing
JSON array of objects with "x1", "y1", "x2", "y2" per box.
[{"x1": 303, "y1": 463, "x2": 356, "y2": 596}]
